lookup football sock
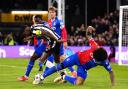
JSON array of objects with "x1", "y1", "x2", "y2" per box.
[
  {"x1": 43, "y1": 66, "x2": 57, "y2": 78},
  {"x1": 25, "y1": 60, "x2": 34, "y2": 77},
  {"x1": 42, "y1": 64, "x2": 62, "y2": 78},
  {"x1": 63, "y1": 75, "x2": 76, "y2": 85},
  {"x1": 68, "y1": 67, "x2": 75, "y2": 72},
  {"x1": 39, "y1": 61, "x2": 43, "y2": 68}
]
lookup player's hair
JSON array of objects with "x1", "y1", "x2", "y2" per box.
[
  {"x1": 33, "y1": 15, "x2": 43, "y2": 23},
  {"x1": 93, "y1": 48, "x2": 108, "y2": 62},
  {"x1": 48, "y1": 6, "x2": 57, "y2": 12}
]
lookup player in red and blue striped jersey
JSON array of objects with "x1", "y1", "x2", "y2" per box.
[{"x1": 48, "y1": 6, "x2": 76, "y2": 77}]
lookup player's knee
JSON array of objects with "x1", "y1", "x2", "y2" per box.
[
  {"x1": 30, "y1": 53, "x2": 39, "y2": 61},
  {"x1": 60, "y1": 55, "x2": 66, "y2": 62},
  {"x1": 76, "y1": 80, "x2": 84, "y2": 85},
  {"x1": 60, "y1": 63, "x2": 65, "y2": 69}
]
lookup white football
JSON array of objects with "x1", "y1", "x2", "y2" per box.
[{"x1": 33, "y1": 74, "x2": 41, "y2": 84}]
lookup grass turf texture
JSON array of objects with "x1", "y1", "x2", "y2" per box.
[{"x1": 0, "y1": 58, "x2": 128, "y2": 89}]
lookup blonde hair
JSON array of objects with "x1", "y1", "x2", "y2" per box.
[{"x1": 48, "y1": 6, "x2": 57, "y2": 12}]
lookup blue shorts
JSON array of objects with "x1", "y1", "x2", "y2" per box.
[
  {"x1": 34, "y1": 39, "x2": 47, "y2": 57},
  {"x1": 77, "y1": 66, "x2": 88, "y2": 80},
  {"x1": 47, "y1": 55, "x2": 54, "y2": 63},
  {"x1": 62, "y1": 53, "x2": 87, "y2": 80}
]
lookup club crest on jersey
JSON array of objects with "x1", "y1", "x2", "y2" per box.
[
  {"x1": 53, "y1": 22, "x2": 56, "y2": 26},
  {"x1": 66, "y1": 58, "x2": 70, "y2": 61},
  {"x1": 52, "y1": 27, "x2": 56, "y2": 30}
]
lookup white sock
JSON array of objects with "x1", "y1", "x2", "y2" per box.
[
  {"x1": 40, "y1": 75, "x2": 44, "y2": 80},
  {"x1": 63, "y1": 75, "x2": 66, "y2": 80}
]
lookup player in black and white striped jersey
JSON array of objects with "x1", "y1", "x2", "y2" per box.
[
  {"x1": 31, "y1": 24, "x2": 61, "y2": 43},
  {"x1": 31, "y1": 23, "x2": 65, "y2": 63},
  {"x1": 18, "y1": 15, "x2": 64, "y2": 81}
]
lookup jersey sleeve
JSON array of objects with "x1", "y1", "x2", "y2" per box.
[
  {"x1": 102, "y1": 60, "x2": 113, "y2": 72},
  {"x1": 89, "y1": 38, "x2": 99, "y2": 50},
  {"x1": 48, "y1": 19, "x2": 52, "y2": 28},
  {"x1": 61, "y1": 26, "x2": 67, "y2": 42},
  {"x1": 33, "y1": 37, "x2": 38, "y2": 45}
]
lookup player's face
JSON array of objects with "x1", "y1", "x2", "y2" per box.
[{"x1": 49, "y1": 10, "x2": 56, "y2": 19}]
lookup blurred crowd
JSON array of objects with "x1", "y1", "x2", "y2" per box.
[
  {"x1": 68, "y1": 11, "x2": 119, "y2": 46},
  {"x1": 0, "y1": 26, "x2": 32, "y2": 46},
  {"x1": 0, "y1": 10, "x2": 119, "y2": 46},
  {"x1": 0, "y1": 0, "x2": 48, "y2": 12}
]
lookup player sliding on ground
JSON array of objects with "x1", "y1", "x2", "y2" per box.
[{"x1": 33, "y1": 26, "x2": 115, "y2": 85}]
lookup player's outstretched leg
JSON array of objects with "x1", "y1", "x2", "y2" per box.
[
  {"x1": 68, "y1": 67, "x2": 77, "y2": 77},
  {"x1": 32, "y1": 53, "x2": 79, "y2": 84},
  {"x1": 43, "y1": 55, "x2": 55, "y2": 73},
  {"x1": 38, "y1": 61, "x2": 43, "y2": 71},
  {"x1": 18, "y1": 52, "x2": 40, "y2": 81},
  {"x1": 62, "y1": 66, "x2": 86, "y2": 85}
]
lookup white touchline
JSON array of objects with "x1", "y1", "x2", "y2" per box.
[{"x1": 0, "y1": 64, "x2": 38, "y2": 70}]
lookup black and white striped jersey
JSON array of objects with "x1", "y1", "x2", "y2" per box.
[
  {"x1": 31, "y1": 24, "x2": 61, "y2": 49},
  {"x1": 31, "y1": 24, "x2": 61, "y2": 41}
]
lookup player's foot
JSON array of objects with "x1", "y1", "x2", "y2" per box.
[
  {"x1": 58, "y1": 79, "x2": 67, "y2": 84},
  {"x1": 38, "y1": 67, "x2": 43, "y2": 71},
  {"x1": 18, "y1": 76, "x2": 28, "y2": 81},
  {"x1": 53, "y1": 76, "x2": 62, "y2": 83},
  {"x1": 54, "y1": 72, "x2": 67, "y2": 83},
  {"x1": 60, "y1": 72, "x2": 67, "y2": 83},
  {"x1": 71, "y1": 71, "x2": 77, "y2": 77},
  {"x1": 33, "y1": 74, "x2": 43, "y2": 84}
]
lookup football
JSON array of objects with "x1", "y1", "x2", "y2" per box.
[{"x1": 33, "y1": 74, "x2": 42, "y2": 84}]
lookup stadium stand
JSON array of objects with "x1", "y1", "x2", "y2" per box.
[
  {"x1": 0, "y1": 10, "x2": 119, "y2": 46},
  {"x1": 67, "y1": 11, "x2": 119, "y2": 46},
  {"x1": 0, "y1": 0, "x2": 119, "y2": 46}
]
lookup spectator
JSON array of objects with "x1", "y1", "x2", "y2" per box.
[
  {"x1": 67, "y1": 10, "x2": 119, "y2": 46},
  {"x1": 21, "y1": 26, "x2": 33, "y2": 45},
  {"x1": 0, "y1": 32, "x2": 3, "y2": 45},
  {"x1": 6, "y1": 33, "x2": 15, "y2": 46},
  {"x1": 108, "y1": 46, "x2": 116, "y2": 62}
]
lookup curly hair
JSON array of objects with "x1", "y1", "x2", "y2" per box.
[{"x1": 93, "y1": 48, "x2": 108, "y2": 62}]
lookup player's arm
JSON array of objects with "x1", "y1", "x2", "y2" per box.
[
  {"x1": 59, "y1": 20, "x2": 68, "y2": 44},
  {"x1": 32, "y1": 15, "x2": 36, "y2": 25},
  {"x1": 60, "y1": 20, "x2": 67, "y2": 41},
  {"x1": 86, "y1": 26, "x2": 99, "y2": 49},
  {"x1": 61, "y1": 26, "x2": 67, "y2": 42},
  {"x1": 109, "y1": 71, "x2": 115, "y2": 86},
  {"x1": 61, "y1": 26, "x2": 68, "y2": 48},
  {"x1": 102, "y1": 60, "x2": 115, "y2": 86}
]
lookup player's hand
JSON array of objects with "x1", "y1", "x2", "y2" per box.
[
  {"x1": 63, "y1": 42, "x2": 68, "y2": 48},
  {"x1": 57, "y1": 39, "x2": 63, "y2": 43},
  {"x1": 57, "y1": 39, "x2": 66, "y2": 43}
]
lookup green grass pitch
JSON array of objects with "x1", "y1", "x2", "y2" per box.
[{"x1": 0, "y1": 58, "x2": 128, "y2": 89}]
